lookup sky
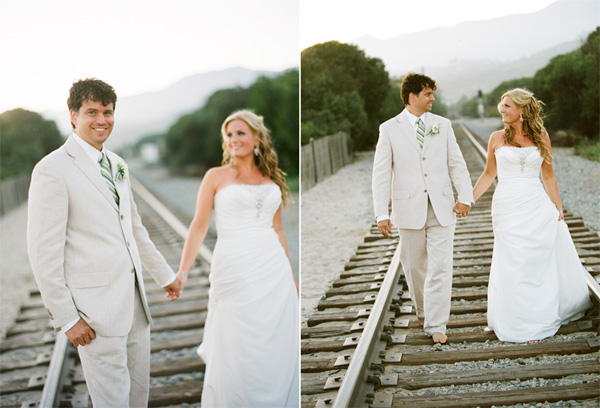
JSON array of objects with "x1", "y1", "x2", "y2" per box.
[
  {"x1": 1, "y1": 0, "x2": 562, "y2": 114},
  {"x1": 300, "y1": 0, "x2": 560, "y2": 50},
  {"x1": 0, "y1": 0, "x2": 299, "y2": 113}
]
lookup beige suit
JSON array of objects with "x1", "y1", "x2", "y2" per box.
[
  {"x1": 28, "y1": 135, "x2": 175, "y2": 406},
  {"x1": 372, "y1": 110, "x2": 473, "y2": 334}
]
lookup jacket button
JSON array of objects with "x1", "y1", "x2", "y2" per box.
[
  {"x1": 422, "y1": 157, "x2": 426, "y2": 160},
  {"x1": 131, "y1": 268, "x2": 135, "y2": 273},
  {"x1": 424, "y1": 190, "x2": 427, "y2": 193},
  {"x1": 424, "y1": 174, "x2": 428, "y2": 177},
  {"x1": 127, "y1": 242, "x2": 130, "y2": 247},
  {"x1": 121, "y1": 215, "x2": 124, "y2": 220}
]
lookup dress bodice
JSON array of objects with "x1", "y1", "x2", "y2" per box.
[
  {"x1": 495, "y1": 146, "x2": 543, "y2": 181},
  {"x1": 213, "y1": 183, "x2": 281, "y2": 238}
]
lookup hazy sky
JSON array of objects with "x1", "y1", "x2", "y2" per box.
[
  {"x1": 0, "y1": 0, "x2": 299, "y2": 113},
  {"x1": 1, "y1": 0, "x2": 563, "y2": 114},
  {"x1": 300, "y1": 0, "x2": 560, "y2": 50}
]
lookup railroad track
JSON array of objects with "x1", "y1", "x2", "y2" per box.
[
  {"x1": 301, "y1": 121, "x2": 600, "y2": 408},
  {"x1": 0, "y1": 179, "x2": 214, "y2": 407}
]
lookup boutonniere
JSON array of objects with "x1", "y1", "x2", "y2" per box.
[
  {"x1": 116, "y1": 162, "x2": 128, "y2": 181},
  {"x1": 427, "y1": 123, "x2": 441, "y2": 136}
]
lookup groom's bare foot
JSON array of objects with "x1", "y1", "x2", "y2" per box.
[
  {"x1": 432, "y1": 332, "x2": 447, "y2": 344},
  {"x1": 418, "y1": 318, "x2": 425, "y2": 327}
]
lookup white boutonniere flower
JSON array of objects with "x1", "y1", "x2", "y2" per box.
[
  {"x1": 116, "y1": 162, "x2": 128, "y2": 182},
  {"x1": 428, "y1": 123, "x2": 441, "y2": 136}
]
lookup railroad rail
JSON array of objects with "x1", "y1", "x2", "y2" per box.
[
  {"x1": 301, "y1": 120, "x2": 600, "y2": 408},
  {"x1": 0, "y1": 178, "x2": 213, "y2": 407}
]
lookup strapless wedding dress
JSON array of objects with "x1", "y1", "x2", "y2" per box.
[
  {"x1": 197, "y1": 183, "x2": 299, "y2": 407},
  {"x1": 487, "y1": 146, "x2": 591, "y2": 342}
]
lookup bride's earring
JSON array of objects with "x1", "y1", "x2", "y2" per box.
[
  {"x1": 519, "y1": 113, "x2": 523, "y2": 122},
  {"x1": 254, "y1": 146, "x2": 259, "y2": 156}
]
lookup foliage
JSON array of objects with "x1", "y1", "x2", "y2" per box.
[
  {"x1": 457, "y1": 77, "x2": 534, "y2": 118},
  {"x1": 454, "y1": 27, "x2": 599, "y2": 143},
  {"x1": 574, "y1": 141, "x2": 600, "y2": 162},
  {"x1": 0, "y1": 109, "x2": 64, "y2": 180},
  {"x1": 301, "y1": 41, "x2": 403, "y2": 150},
  {"x1": 532, "y1": 27, "x2": 599, "y2": 140},
  {"x1": 163, "y1": 69, "x2": 299, "y2": 176}
]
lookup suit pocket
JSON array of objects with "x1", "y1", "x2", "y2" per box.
[
  {"x1": 443, "y1": 187, "x2": 454, "y2": 196},
  {"x1": 66, "y1": 272, "x2": 110, "y2": 288},
  {"x1": 392, "y1": 190, "x2": 410, "y2": 199}
]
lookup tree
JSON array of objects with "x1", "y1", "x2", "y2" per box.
[
  {"x1": 163, "y1": 69, "x2": 299, "y2": 177},
  {"x1": 301, "y1": 41, "x2": 401, "y2": 150},
  {"x1": 0, "y1": 109, "x2": 64, "y2": 179},
  {"x1": 533, "y1": 27, "x2": 599, "y2": 140}
]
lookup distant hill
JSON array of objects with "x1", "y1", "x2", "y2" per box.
[
  {"x1": 353, "y1": 0, "x2": 598, "y2": 101},
  {"x1": 427, "y1": 39, "x2": 582, "y2": 102},
  {"x1": 43, "y1": 67, "x2": 278, "y2": 149}
]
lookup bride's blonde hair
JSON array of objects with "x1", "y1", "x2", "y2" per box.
[
  {"x1": 221, "y1": 110, "x2": 291, "y2": 207},
  {"x1": 498, "y1": 88, "x2": 551, "y2": 163}
]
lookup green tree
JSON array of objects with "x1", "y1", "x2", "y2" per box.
[
  {"x1": 163, "y1": 69, "x2": 299, "y2": 177},
  {"x1": 301, "y1": 41, "x2": 401, "y2": 150},
  {"x1": 533, "y1": 27, "x2": 599, "y2": 139},
  {"x1": 0, "y1": 109, "x2": 64, "y2": 179}
]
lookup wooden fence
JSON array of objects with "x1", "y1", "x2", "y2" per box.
[
  {"x1": 0, "y1": 173, "x2": 30, "y2": 216},
  {"x1": 301, "y1": 132, "x2": 352, "y2": 191}
]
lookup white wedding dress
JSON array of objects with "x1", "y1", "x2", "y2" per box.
[
  {"x1": 197, "y1": 183, "x2": 299, "y2": 407},
  {"x1": 487, "y1": 146, "x2": 592, "y2": 342}
]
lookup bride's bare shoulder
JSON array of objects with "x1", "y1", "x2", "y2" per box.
[
  {"x1": 489, "y1": 130, "x2": 504, "y2": 150},
  {"x1": 202, "y1": 166, "x2": 236, "y2": 189}
]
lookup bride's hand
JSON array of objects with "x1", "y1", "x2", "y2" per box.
[{"x1": 557, "y1": 208, "x2": 564, "y2": 221}]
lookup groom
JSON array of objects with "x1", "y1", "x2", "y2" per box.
[
  {"x1": 372, "y1": 73, "x2": 473, "y2": 344},
  {"x1": 28, "y1": 78, "x2": 184, "y2": 407}
]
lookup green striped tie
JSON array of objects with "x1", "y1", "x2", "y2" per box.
[
  {"x1": 99, "y1": 152, "x2": 120, "y2": 205},
  {"x1": 416, "y1": 118, "x2": 425, "y2": 149}
]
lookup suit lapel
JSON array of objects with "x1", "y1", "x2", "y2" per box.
[
  {"x1": 66, "y1": 137, "x2": 120, "y2": 212},
  {"x1": 395, "y1": 110, "x2": 421, "y2": 153}
]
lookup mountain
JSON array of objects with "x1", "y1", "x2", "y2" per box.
[
  {"x1": 427, "y1": 39, "x2": 582, "y2": 102},
  {"x1": 43, "y1": 67, "x2": 278, "y2": 149},
  {"x1": 352, "y1": 0, "x2": 598, "y2": 101}
]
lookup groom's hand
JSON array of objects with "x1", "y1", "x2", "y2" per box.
[
  {"x1": 164, "y1": 278, "x2": 183, "y2": 301},
  {"x1": 454, "y1": 202, "x2": 471, "y2": 218},
  {"x1": 377, "y1": 219, "x2": 392, "y2": 237},
  {"x1": 65, "y1": 318, "x2": 96, "y2": 347}
]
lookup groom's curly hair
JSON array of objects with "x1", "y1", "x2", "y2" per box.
[
  {"x1": 67, "y1": 78, "x2": 118, "y2": 129},
  {"x1": 400, "y1": 73, "x2": 437, "y2": 105}
]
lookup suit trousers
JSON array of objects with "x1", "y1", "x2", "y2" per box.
[
  {"x1": 77, "y1": 284, "x2": 150, "y2": 408},
  {"x1": 398, "y1": 199, "x2": 455, "y2": 335}
]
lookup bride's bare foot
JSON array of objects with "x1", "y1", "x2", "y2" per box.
[
  {"x1": 527, "y1": 340, "x2": 539, "y2": 344},
  {"x1": 432, "y1": 332, "x2": 447, "y2": 344},
  {"x1": 418, "y1": 318, "x2": 425, "y2": 327}
]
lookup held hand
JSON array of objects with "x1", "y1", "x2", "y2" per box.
[
  {"x1": 557, "y1": 208, "x2": 564, "y2": 221},
  {"x1": 164, "y1": 275, "x2": 184, "y2": 301},
  {"x1": 65, "y1": 318, "x2": 96, "y2": 347},
  {"x1": 377, "y1": 219, "x2": 392, "y2": 238},
  {"x1": 453, "y1": 202, "x2": 471, "y2": 218}
]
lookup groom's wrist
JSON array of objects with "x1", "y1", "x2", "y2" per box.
[{"x1": 376, "y1": 215, "x2": 390, "y2": 223}]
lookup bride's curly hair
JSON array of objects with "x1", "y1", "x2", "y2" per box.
[
  {"x1": 221, "y1": 110, "x2": 291, "y2": 207},
  {"x1": 498, "y1": 88, "x2": 551, "y2": 163}
]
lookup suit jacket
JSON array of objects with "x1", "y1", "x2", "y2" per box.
[
  {"x1": 27, "y1": 136, "x2": 175, "y2": 336},
  {"x1": 372, "y1": 110, "x2": 474, "y2": 229}
]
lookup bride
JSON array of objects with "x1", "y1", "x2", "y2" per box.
[
  {"x1": 177, "y1": 110, "x2": 299, "y2": 407},
  {"x1": 472, "y1": 88, "x2": 591, "y2": 343}
]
